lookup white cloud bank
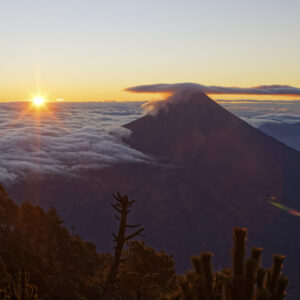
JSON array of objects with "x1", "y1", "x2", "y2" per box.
[
  {"x1": 0, "y1": 102, "x2": 148, "y2": 184},
  {"x1": 242, "y1": 114, "x2": 300, "y2": 127}
]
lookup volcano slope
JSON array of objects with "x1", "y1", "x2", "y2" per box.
[
  {"x1": 123, "y1": 90, "x2": 300, "y2": 292},
  {"x1": 7, "y1": 91, "x2": 300, "y2": 294}
]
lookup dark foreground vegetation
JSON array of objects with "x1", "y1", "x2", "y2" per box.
[{"x1": 0, "y1": 186, "x2": 289, "y2": 299}]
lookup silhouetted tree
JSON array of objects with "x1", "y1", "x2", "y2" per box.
[
  {"x1": 0, "y1": 266, "x2": 38, "y2": 300},
  {"x1": 102, "y1": 193, "x2": 144, "y2": 298},
  {"x1": 116, "y1": 241, "x2": 177, "y2": 299},
  {"x1": 172, "y1": 227, "x2": 289, "y2": 300},
  {"x1": 0, "y1": 184, "x2": 291, "y2": 299},
  {"x1": 0, "y1": 184, "x2": 104, "y2": 299}
]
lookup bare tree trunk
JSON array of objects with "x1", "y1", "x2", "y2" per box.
[{"x1": 102, "y1": 193, "x2": 144, "y2": 299}]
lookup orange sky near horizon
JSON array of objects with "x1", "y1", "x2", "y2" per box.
[
  {"x1": 1, "y1": 91, "x2": 300, "y2": 103},
  {"x1": 1, "y1": 1, "x2": 300, "y2": 103},
  {"x1": 2, "y1": 80, "x2": 300, "y2": 103}
]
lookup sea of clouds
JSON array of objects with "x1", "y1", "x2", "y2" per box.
[
  {"x1": 0, "y1": 101, "x2": 149, "y2": 183},
  {"x1": 0, "y1": 96, "x2": 299, "y2": 184}
]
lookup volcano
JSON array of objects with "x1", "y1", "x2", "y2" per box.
[
  {"x1": 122, "y1": 91, "x2": 300, "y2": 293},
  {"x1": 124, "y1": 91, "x2": 300, "y2": 231},
  {"x1": 7, "y1": 91, "x2": 300, "y2": 294}
]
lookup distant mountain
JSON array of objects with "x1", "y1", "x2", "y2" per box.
[
  {"x1": 259, "y1": 122, "x2": 300, "y2": 151},
  {"x1": 7, "y1": 91, "x2": 300, "y2": 295}
]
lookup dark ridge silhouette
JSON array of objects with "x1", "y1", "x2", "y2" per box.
[
  {"x1": 6, "y1": 91, "x2": 300, "y2": 295},
  {"x1": 0, "y1": 186, "x2": 289, "y2": 300},
  {"x1": 0, "y1": 187, "x2": 177, "y2": 299},
  {"x1": 0, "y1": 187, "x2": 290, "y2": 299}
]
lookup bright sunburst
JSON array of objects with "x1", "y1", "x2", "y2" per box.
[{"x1": 32, "y1": 97, "x2": 45, "y2": 106}]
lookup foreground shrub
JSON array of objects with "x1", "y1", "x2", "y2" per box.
[{"x1": 170, "y1": 227, "x2": 288, "y2": 300}]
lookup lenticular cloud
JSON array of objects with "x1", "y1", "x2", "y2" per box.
[
  {"x1": 0, "y1": 102, "x2": 147, "y2": 184},
  {"x1": 126, "y1": 82, "x2": 300, "y2": 114},
  {"x1": 126, "y1": 83, "x2": 300, "y2": 96}
]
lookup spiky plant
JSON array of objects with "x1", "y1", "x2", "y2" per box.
[{"x1": 173, "y1": 227, "x2": 288, "y2": 300}]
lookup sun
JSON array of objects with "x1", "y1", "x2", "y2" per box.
[{"x1": 32, "y1": 97, "x2": 45, "y2": 107}]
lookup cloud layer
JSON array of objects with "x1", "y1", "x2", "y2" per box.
[
  {"x1": 218, "y1": 100, "x2": 300, "y2": 151},
  {"x1": 0, "y1": 102, "x2": 147, "y2": 184},
  {"x1": 126, "y1": 83, "x2": 300, "y2": 96},
  {"x1": 242, "y1": 113, "x2": 300, "y2": 127},
  {"x1": 0, "y1": 92, "x2": 299, "y2": 184}
]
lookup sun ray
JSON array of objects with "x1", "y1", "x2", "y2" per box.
[{"x1": 2, "y1": 97, "x2": 70, "y2": 135}]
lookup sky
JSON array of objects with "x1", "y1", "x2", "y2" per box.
[{"x1": 1, "y1": 0, "x2": 300, "y2": 102}]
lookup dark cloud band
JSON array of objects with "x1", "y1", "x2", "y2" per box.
[{"x1": 126, "y1": 83, "x2": 300, "y2": 96}]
